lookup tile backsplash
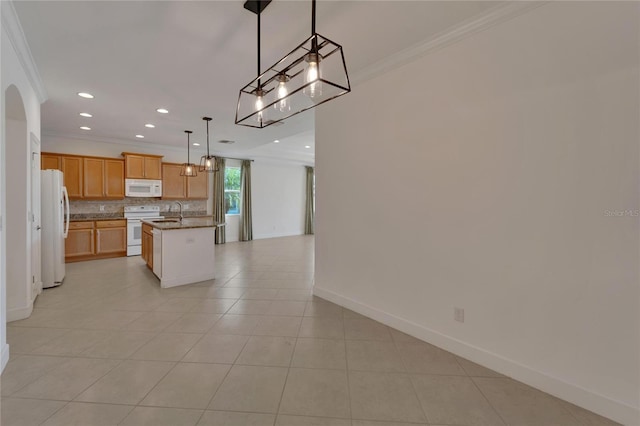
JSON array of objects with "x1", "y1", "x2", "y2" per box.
[{"x1": 69, "y1": 198, "x2": 208, "y2": 219}]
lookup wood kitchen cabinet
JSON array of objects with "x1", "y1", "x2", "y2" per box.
[
  {"x1": 141, "y1": 223, "x2": 153, "y2": 269},
  {"x1": 83, "y1": 158, "x2": 125, "y2": 199},
  {"x1": 41, "y1": 154, "x2": 61, "y2": 170},
  {"x1": 96, "y1": 220, "x2": 127, "y2": 255},
  {"x1": 65, "y1": 222, "x2": 95, "y2": 260},
  {"x1": 65, "y1": 219, "x2": 127, "y2": 262},
  {"x1": 122, "y1": 153, "x2": 163, "y2": 179},
  {"x1": 61, "y1": 156, "x2": 83, "y2": 198},
  {"x1": 41, "y1": 153, "x2": 124, "y2": 200},
  {"x1": 161, "y1": 162, "x2": 208, "y2": 199}
]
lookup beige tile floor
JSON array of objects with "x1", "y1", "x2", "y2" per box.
[{"x1": 1, "y1": 236, "x2": 619, "y2": 426}]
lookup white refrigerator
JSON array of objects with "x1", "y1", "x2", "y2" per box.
[{"x1": 41, "y1": 170, "x2": 69, "y2": 288}]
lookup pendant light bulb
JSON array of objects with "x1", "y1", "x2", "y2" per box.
[
  {"x1": 303, "y1": 53, "x2": 322, "y2": 98},
  {"x1": 275, "y1": 74, "x2": 290, "y2": 112},
  {"x1": 254, "y1": 88, "x2": 265, "y2": 123}
]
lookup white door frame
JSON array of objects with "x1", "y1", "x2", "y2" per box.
[{"x1": 30, "y1": 133, "x2": 41, "y2": 300}]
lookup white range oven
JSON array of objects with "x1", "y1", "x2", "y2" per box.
[{"x1": 124, "y1": 205, "x2": 162, "y2": 256}]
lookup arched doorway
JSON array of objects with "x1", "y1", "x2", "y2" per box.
[{"x1": 4, "y1": 85, "x2": 33, "y2": 322}]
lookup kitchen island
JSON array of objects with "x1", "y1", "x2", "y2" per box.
[{"x1": 141, "y1": 217, "x2": 220, "y2": 288}]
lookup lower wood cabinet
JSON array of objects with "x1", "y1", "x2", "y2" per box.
[
  {"x1": 65, "y1": 222, "x2": 95, "y2": 259},
  {"x1": 65, "y1": 219, "x2": 127, "y2": 262},
  {"x1": 141, "y1": 223, "x2": 153, "y2": 269}
]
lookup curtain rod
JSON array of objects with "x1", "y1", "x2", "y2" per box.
[{"x1": 219, "y1": 156, "x2": 254, "y2": 162}]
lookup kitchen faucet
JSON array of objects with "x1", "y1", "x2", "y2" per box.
[{"x1": 174, "y1": 201, "x2": 183, "y2": 222}]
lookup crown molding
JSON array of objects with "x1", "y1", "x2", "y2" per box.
[
  {"x1": 42, "y1": 130, "x2": 194, "y2": 153},
  {"x1": 1, "y1": 0, "x2": 48, "y2": 103},
  {"x1": 352, "y1": 1, "x2": 547, "y2": 86}
]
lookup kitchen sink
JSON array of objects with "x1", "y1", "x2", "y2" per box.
[{"x1": 152, "y1": 219, "x2": 181, "y2": 223}]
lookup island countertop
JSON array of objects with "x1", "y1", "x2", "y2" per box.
[{"x1": 141, "y1": 216, "x2": 222, "y2": 230}]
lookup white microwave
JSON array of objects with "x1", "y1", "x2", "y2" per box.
[{"x1": 125, "y1": 179, "x2": 162, "y2": 197}]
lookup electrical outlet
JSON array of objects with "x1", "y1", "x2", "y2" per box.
[
  {"x1": 454, "y1": 307, "x2": 465, "y2": 323},
  {"x1": 184, "y1": 204, "x2": 190, "y2": 209},
  {"x1": 99, "y1": 205, "x2": 105, "y2": 212}
]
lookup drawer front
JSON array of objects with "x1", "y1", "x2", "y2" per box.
[
  {"x1": 96, "y1": 219, "x2": 127, "y2": 229},
  {"x1": 69, "y1": 221, "x2": 95, "y2": 230},
  {"x1": 142, "y1": 223, "x2": 153, "y2": 234}
]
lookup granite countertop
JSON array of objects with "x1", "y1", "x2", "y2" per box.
[
  {"x1": 141, "y1": 216, "x2": 222, "y2": 230},
  {"x1": 69, "y1": 211, "x2": 207, "y2": 222},
  {"x1": 70, "y1": 215, "x2": 125, "y2": 222}
]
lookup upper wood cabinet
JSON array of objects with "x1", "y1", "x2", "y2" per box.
[
  {"x1": 41, "y1": 154, "x2": 61, "y2": 170},
  {"x1": 83, "y1": 158, "x2": 125, "y2": 199},
  {"x1": 161, "y1": 162, "x2": 208, "y2": 199},
  {"x1": 41, "y1": 153, "x2": 124, "y2": 200},
  {"x1": 61, "y1": 156, "x2": 83, "y2": 198},
  {"x1": 187, "y1": 170, "x2": 209, "y2": 199},
  {"x1": 105, "y1": 160, "x2": 125, "y2": 198},
  {"x1": 122, "y1": 153, "x2": 163, "y2": 179},
  {"x1": 162, "y1": 163, "x2": 186, "y2": 199}
]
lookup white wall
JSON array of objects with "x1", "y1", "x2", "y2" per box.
[
  {"x1": 5, "y1": 118, "x2": 29, "y2": 317},
  {"x1": 252, "y1": 160, "x2": 306, "y2": 240},
  {"x1": 1, "y1": 1, "x2": 43, "y2": 371},
  {"x1": 314, "y1": 2, "x2": 639, "y2": 424},
  {"x1": 223, "y1": 158, "x2": 307, "y2": 243}
]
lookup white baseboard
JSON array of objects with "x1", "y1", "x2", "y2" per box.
[
  {"x1": 253, "y1": 231, "x2": 304, "y2": 240},
  {"x1": 7, "y1": 303, "x2": 33, "y2": 322},
  {"x1": 313, "y1": 286, "x2": 639, "y2": 426},
  {"x1": 1, "y1": 343, "x2": 9, "y2": 372}
]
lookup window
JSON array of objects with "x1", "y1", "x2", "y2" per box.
[{"x1": 224, "y1": 167, "x2": 241, "y2": 215}]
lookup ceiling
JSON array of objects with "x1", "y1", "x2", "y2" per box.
[{"x1": 14, "y1": 0, "x2": 501, "y2": 162}]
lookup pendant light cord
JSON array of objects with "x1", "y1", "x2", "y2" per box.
[
  {"x1": 257, "y1": 5, "x2": 261, "y2": 88},
  {"x1": 206, "y1": 120, "x2": 210, "y2": 157},
  {"x1": 187, "y1": 132, "x2": 191, "y2": 163},
  {"x1": 311, "y1": 0, "x2": 317, "y2": 51}
]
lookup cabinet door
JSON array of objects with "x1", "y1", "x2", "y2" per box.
[
  {"x1": 61, "y1": 156, "x2": 83, "y2": 198},
  {"x1": 162, "y1": 163, "x2": 186, "y2": 199},
  {"x1": 65, "y1": 228, "x2": 94, "y2": 259},
  {"x1": 105, "y1": 160, "x2": 125, "y2": 198},
  {"x1": 144, "y1": 157, "x2": 162, "y2": 179},
  {"x1": 96, "y1": 227, "x2": 127, "y2": 254},
  {"x1": 147, "y1": 232, "x2": 153, "y2": 269},
  {"x1": 125, "y1": 154, "x2": 145, "y2": 179},
  {"x1": 187, "y1": 171, "x2": 208, "y2": 199},
  {"x1": 141, "y1": 231, "x2": 148, "y2": 264},
  {"x1": 41, "y1": 154, "x2": 60, "y2": 170},
  {"x1": 83, "y1": 158, "x2": 105, "y2": 198}
]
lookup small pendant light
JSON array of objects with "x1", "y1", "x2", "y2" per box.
[
  {"x1": 180, "y1": 130, "x2": 198, "y2": 177},
  {"x1": 199, "y1": 117, "x2": 218, "y2": 172}
]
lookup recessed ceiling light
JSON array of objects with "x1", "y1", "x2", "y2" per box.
[
  {"x1": 193, "y1": 143, "x2": 200, "y2": 146},
  {"x1": 273, "y1": 140, "x2": 280, "y2": 143},
  {"x1": 305, "y1": 145, "x2": 311, "y2": 149},
  {"x1": 78, "y1": 92, "x2": 94, "y2": 99},
  {"x1": 79, "y1": 112, "x2": 92, "y2": 118},
  {"x1": 135, "y1": 134, "x2": 144, "y2": 139},
  {"x1": 80, "y1": 126, "x2": 91, "y2": 130},
  {"x1": 145, "y1": 124, "x2": 155, "y2": 128},
  {"x1": 156, "y1": 108, "x2": 169, "y2": 114}
]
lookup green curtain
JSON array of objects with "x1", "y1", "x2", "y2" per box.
[
  {"x1": 213, "y1": 157, "x2": 226, "y2": 244},
  {"x1": 240, "y1": 160, "x2": 253, "y2": 241},
  {"x1": 305, "y1": 166, "x2": 315, "y2": 235}
]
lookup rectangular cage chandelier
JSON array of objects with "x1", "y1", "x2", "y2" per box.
[{"x1": 235, "y1": 0, "x2": 351, "y2": 129}]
